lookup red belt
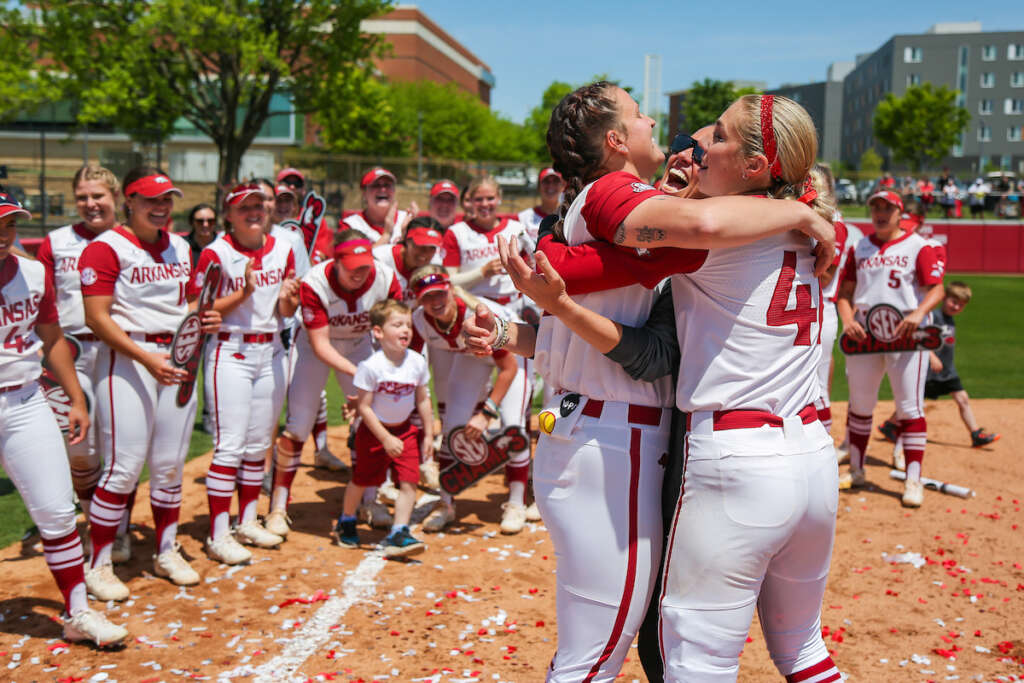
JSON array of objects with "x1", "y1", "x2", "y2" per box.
[
  {"x1": 217, "y1": 332, "x2": 275, "y2": 343},
  {"x1": 582, "y1": 399, "x2": 663, "y2": 427},
  {"x1": 74, "y1": 333, "x2": 100, "y2": 342},
  {"x1": 0, "y1": 382, "x2": 27, "y2": 394},
  {"x1": 492, "y1": 293, "x2": 520, "y2": 305},
  {"x1": 685, "y1": 403, "x2": 819, "y2": 431},
  {"x1": 127, "y1": 332, "x2": 174, "y2": 345}
]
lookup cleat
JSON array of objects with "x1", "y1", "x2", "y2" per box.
[
  {"x1": 524, "y1": 501, "x2": 542, "y2": 522},
  {"x1": 357, "y1": 501, "x2": 393, "y2": 529},
  {"x1": 377, "y1": 481, "x2": 400, "y2": 504},
  {"x1": 835, "y1": 443, "x2": 849, "y2": 465},
  {"x1": 422, "y1": 503, "x2": 455, "y2": 533},
  {"x1": 315, "y1": 447, "x2": 349, "y2": 472},
  {"x1": 419, "y1": 460, "x2": 441, "y2": 490},
  {"x1": 838, "y1": 466, "x2": 867, "y2": 490},
  {"x1": 878, "y1": 420, "x2": 900, "y2": 443},
  {"x1": 206, "y1": 534, "x2": 251, "y2": 565},
  {"x1": 63, "y1": 608, "x2": 129, "y2": 647},
  {"x1": 153, "y1": 546, "x2": 199, "y2": 586},
  {"x1": 84, "y1": 564, "x2": 130, "y2": 602},
  {"x1": 500, "y1": 502, "x2": 527, "y2": 535},
  {"x1": 971, "y1": 429, "x2": 1000, "y2": 448},
  {"x1": 383, "y1": 527, "x2": 425, "y2": 559},
  {"x1": 333, "y1": 518, "x2": 360, "y2": 547},
  {"x1": 235, "y1": 520, "x2": 283, "y2": 548},
  {"x1": 902, "y1": 478, "x2": 925, "y2": 508},
  {"x1": 264, "y1": 509, "x2": 291, "y2": 538},
  {"x1": 110, "y1": 533, "x2": 132, "y2": 564},
  {"x1": 892, "y1": 442, "x2": 906, "y2": 471}
]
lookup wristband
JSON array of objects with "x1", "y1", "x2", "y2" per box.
[
  {"x1": 492, "y1": 315, "x2": 510, "y2": 350},
  {"x1": 482, "y1": 397, "x2": 500, "y2": 419}
]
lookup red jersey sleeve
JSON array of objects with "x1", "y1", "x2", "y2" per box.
[
  {"x1": 388, "y1": 273, "x2": 403, "y2": 300},
  {"x1": 299, "y1": 282, "x2": 329, "y2": 329},
  {"x1": 840, "y1": 246, "x2": 858, "y2": 285},
  {"x1": 36, "y1": 269, "x2": 59, "y2": 325},
  {"x1": 833, "y1": 221, "x2": 848, "y2": 268},
  {"x1": 35, "y1": 236, "x2": 56, "y2": 292},
  {"x1": 78, "y1": 241, "x2": 120, "y2": 296},
  {"x1": 579, "y1": 171, "x2": 663, "y2": 242},
  {"x1": 916, "y1": 244, "x2": 944, "y2": 286},
  {"x1": 187, "y1": 248, "x2": 220, "y2": 298},
  {"x1": 441, "y1": 229, "x2": 461, "y2": 267}
]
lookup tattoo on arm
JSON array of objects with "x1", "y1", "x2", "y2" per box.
[
  {"x1": 636, "y1": 225, "x2": 666, "y2": 243},
  {"x1": 613, "y1": 222, "x2": 626, "y2": 245}
]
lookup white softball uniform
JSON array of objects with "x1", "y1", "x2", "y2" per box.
[
  {"x1": 283, "y1": 260, "x2": 402, "y2": 441},
  {"x1": 372, "y1": 244, "x2": 418, "y2": 305},
  {"x1": 353, "y1": 348, "x2": 430, "y2": 425},
  {"x1": 441, "y1": 218, "x2": 531, "y2": 304},
  {"x1": 659, "y1": 231, "x2": 839, "y2": 682},
  {"x1": 517, "y1": 206, "x2": 549, "y2": 245},
  {"x1": 342, "y1": 210, "x2": 409, "y2": 244}
]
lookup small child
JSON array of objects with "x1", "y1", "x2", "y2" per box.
[
  {"x1": 879, "y1": 281, "x2": 999, "y2": 450},
  {"x1": 333, "y1": 300, "x2": 434, "y2": 558}
]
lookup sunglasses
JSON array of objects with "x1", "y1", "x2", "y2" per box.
[
  {"x1": 670, "y1": 133, "x2": 706, "y2": 166},
  {"x1": 412, "y1": 273, "x2": 450, "y2": 296},
  {"x1": 194, "y1": 218, "x2": 216, "y2": 226}
]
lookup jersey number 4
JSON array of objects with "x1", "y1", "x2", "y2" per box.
[
  {"x1": 3, "y1": 328, "x2": 26, "y2": 353},
  {"x1": 767, "y1": 251, "x2": 818, "y2": 346}
]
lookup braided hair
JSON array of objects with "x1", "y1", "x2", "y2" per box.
[{"x1": 545, "y1": 81, "x2": 622, "y2": 241}]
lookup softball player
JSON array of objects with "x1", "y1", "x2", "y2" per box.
[
  {"x1": 428, "y1": 179, "x2": 461, "y2": 231},
  {"x1": 408, "y1": 266, "x2": 533, "y2": 534},
  {"x1": 342, "y1": 167, "x2": 411, "y2": 244},
  {"x1": 79, "y1": 167, "x2": 220, "y2": 599},
  {"x1": 269, "y1": 229, "x2": 402, "y2": 535},
  {"x1": 517, "y1": 167, "x2": 564, "y2": 244},
  {"x1": 0, "y1": 194, "x2": 128, "y2": 647},
  {"x1": 372, "y1": 219, "x2": 444, "y2": 304},
  {"x1": 192, "y1": 183, "x2": 299, "y2": 564},
  {"x1": 837, "y1": 190, "x2": 945, "y2": 506}
]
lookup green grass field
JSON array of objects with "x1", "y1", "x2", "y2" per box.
[{"x1": 2, "y1": 274, "x2": 1021, "y2": 549}]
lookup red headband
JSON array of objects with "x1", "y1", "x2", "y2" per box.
[{"x1": 760, "y1": 96, "x2": 783, "y2": 182}]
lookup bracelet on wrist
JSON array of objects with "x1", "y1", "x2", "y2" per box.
[
  {"x1": 492, "y1": 316, "x2": 510, "y2": 350},
  {"x1": 482, "y1": 397, "x2": 500, "y2": 419}
]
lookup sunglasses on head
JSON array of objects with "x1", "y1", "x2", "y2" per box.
[{"x1": 670, "y1": 133, "x2": 706, "y2": 166}]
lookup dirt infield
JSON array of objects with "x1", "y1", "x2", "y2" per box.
[{"x1": 0, "y1": 399, "x2": 1020, "y2": 682}]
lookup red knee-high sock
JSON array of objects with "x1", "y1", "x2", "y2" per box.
[
  {"x1": 271, "y1": 435, "x2": 303, "y2": 510},
  {"x1": 236, "y1": 457, "x2": 265, "y2": 524},
  {"x1": 206, "y1": 463, "x2": 237, "y2": 539},
  {"x1": 900, "y1": 416, "x2": 927, "y2": 475},
  {"x1": 150, "y1": 485, "x2": 182, "y2": 554},
  {"x1": 785, "y1": 655, "x2": 841, "y2": 682},
  {"x1": 88, "y1": 487, "x2": 128, "y2": 568},
  {"x1": 846, "y1": 411, "x2": 872, "y2": 469},
  {"x1": 42, "y1": 530, "x2": 87, "y2": 614},
  {"x1": 505, "y1": 459, "x2": 531, "y2": 486}
]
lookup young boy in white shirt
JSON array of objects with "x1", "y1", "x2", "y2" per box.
[{"x1": 333, "y1": 300, "x2": 434, "y2": 557}]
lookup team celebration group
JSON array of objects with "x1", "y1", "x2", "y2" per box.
[{"x1": 0, "y1": 84, "x2": 982, "y2": 681}]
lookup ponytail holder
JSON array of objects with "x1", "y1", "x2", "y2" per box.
[
  {"x1": 760, "y1": 95, "x2": 784, "y2": 182},
  {"x1": 797, "y1": 176, "x2": 818, "y2": 205}
]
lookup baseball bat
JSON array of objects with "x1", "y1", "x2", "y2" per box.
[{"x1": 889, "y1": 469, "x2": 973, "y2": 498}]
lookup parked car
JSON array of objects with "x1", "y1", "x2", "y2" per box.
[
  {"x1": 835, "y1": 178, "x2": 858, "y2": 203},
  {"x1": 856, "y1": 179, "x2": 876, "y2": 202},
  {"x1": 492, "y1": 167, "x2": 535, "y2": 193}
]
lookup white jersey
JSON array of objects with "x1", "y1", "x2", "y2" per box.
[
  {"x1": 299, "y1": 259, "x2": 402, "y2": 340},
  {"x1": 190, "y1": 234, "x2": 295, "y2": 334},
  {"x1": 35, "y1": 223, "x2": 102, "y2": 335},
  {"x1": 535, "y1": 172, "x2": 693, "y2": 408},
  {"x1": 79, "y1": 226, "x2": 191, "y2": 334},
  {"x1": 353, "y1": 348, "x2": 430, "y2": 425},
  {"x1": 841, "y1": 231, "x2": 943, "y2": 322},
  {"x1": 0, "y1": 256, "x2": 58, "y2": 388},
  {"x1": 441, "y1": 218, "x2": 531, "y2": 301},
  {"x1": 412, "y1": 295, "x2": 514, "y2": 356},
  {"x1": 671, "y1": 231, "x2": 823, "y2": 415},
  {"x1": 342, "y1": 210, "x2": 409, "y2": 244},
  {"x1": 372, "y1": 244, "x2": 418, "y2": 305},
  {"x1": 517, "y1": 207, "x2": 549, "y2": 244},
  {"x1": 270, "y1": 223, "x2": 311, "y2": 279}
]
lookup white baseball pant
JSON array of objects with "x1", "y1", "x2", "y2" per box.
[
  {"x1": 814, "y1": 305, "x2": 839, "y2": 430},
  {"x1": 65, "y1": 339, "x2": 103, "y2": 505},
  {"x1": 845, "y1": 350, "x2": 927, "y2": 422}
]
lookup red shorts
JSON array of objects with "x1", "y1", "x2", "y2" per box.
[{"x1": 352, "y1": 420, "x2": 421, "y2": 487}]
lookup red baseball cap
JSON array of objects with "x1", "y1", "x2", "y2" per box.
[
  {"x1": 868, "y1": 190, "x2": 903, "y2": 211},
  {"x1": 275, "y1": 183, "x2": 297, "y2": 198},
  {"x1": 538, "y1": 167, "x2": 562, "y2": 182},
  {"x1": 361, "y1": 167, "x2": 396, "y2": 188},
  {"x1": 123, "y1": 174, "x2": 183, "y2": 198},
  {"x1": 405, "y1": 225, "x2": 443, "y2": 247},
  {"x1": 333, "y1": 238, "x2": 374, "y2": 270},
  {"x1": 0, "y1": 193, "x2": 30, "y2": 220},
  {"x1": 224, "y1": 183, "x2": 267, "y2": 207},
  {"x1": 430, "y1": 180, "x2": 458, "y2": 198},
  {"x1": 411, "y1": 270, "x2": 450, "y2": 299},
  {"x1": 276, "y1": 167, "x2": 304, "y2": 185}
]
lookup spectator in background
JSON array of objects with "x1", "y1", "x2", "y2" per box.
[
  {"x1": 919, "y1": 177, "x2": 935, "y2": 214},
  {"x1": 880, "y1": 172, "x2": 895, "y2": 189},
  {"x1": 941, "y1": 177, "x2": 959, "y2": 218},
  {"x1": 186, "y1": 204, "x2": 218, "y2": 265},
  {"x1": 938, "y1": 167, "x2": 954, "y2": 193},
  {"x1": 968, "y1": 178, "x2": 987, "y2": 219},
  {"x1": 274, "y1": 183, "x2": 300, "y2": 223}
]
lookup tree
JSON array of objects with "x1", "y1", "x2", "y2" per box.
[
  {"x1": 3, "y1": 0, "x2": 390, "y2": 189},
  {"x1": 873, "y1": 83, "x2": 970, "y2": 172},
  {"x1": 682, "y1": 79, "x2": 738, "y2": 132},
  {"x1": 859, "y1": 148, "x2": 883, "y2": 175},
  {"x1": 523, "y1": 81, "x2": 574, "y2": 161}
]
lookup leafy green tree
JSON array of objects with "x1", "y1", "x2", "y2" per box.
[
  {"x1": 873, "y1": 84, "x2": 970, "y2": 172},
  {"x1": 682, "y1": 78, "x2": 738, "y2": 132},
  {"x1": 859, "y1": 148, "x2": 883, "y2": 175},
  {"x1": 523, "y1": 81, "x2": 574, "y2": 161},
  {"x1": 2, "y1": 0, "x2": 390, "y2": 189}
]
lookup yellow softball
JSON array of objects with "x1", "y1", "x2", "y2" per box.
[{"x1": 538, "y1": 410, "x2": 556, "y2": 434}]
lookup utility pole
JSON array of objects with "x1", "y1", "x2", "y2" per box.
[
  {"x1": 643, "y1": 54, "x2": 663, "y2": 144},
  {"x1": 417, "y1": 111, "x2": 424, "y2": 187}
]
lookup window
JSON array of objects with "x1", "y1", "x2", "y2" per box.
[
  {"x1": 907, "y1": 74, "x2": 921, "y2": 86},
  {"x1": 982, "y1": 45, "x2": 997, "y2": 61},
  {"x1": 980, "y1": 99, "x2": 993, "y2": 114},
  {"x1": 1012, "y1": 72, "x2": 1024, "y2": 87},
  {"x1": 904, "y1": 46, "x2": 922, "y2": 63},
  {"x1": 978, "y1": 124, "x2": 991, "y2": 142},
  {"x1": 1006, "y1": 98, "x2": 1024, "y2": 114},
  {"x1": 1009, "y1": 44, "x2": 1024, "y2": 61},
  {"x1": 1010, "y1": 126, "x2": 1022, "y2": 142},
  {"x1": 981, "y1": 72, "x2": 995, "y2": 88}
]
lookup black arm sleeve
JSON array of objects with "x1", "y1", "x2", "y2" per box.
[{"x1": 603, "y1": 284, "x2": 680, "y2": 383}]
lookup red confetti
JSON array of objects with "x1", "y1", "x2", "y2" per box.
[
  {"x1": 535, "y1": 620, "x2": 545, "y2": 627},
  {"x1": 277, "y1": 589, "x2": 329, "y2": 609},
  {"x1": 389, "y1": 630, "x2": 400, "y2": 636},
  {"x1": 974, "y1": 630, "x2": 983, "y2": 637},
  {"x1": 528, "y1": 588, "x2": 539, "y2": 594}
]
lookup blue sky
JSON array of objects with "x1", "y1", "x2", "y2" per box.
[{"x1": 411, "y1": 1, "x2": 1021, "y2": 124}]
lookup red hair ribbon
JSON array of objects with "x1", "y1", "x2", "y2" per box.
[
  {"x1": 760, "y1": 95, "x2": 783, "y2": 181},
  {"x1": 797, "y1": 176, "x2": 818, "y2": 205}
]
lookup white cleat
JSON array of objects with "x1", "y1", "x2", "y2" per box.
[
  {"x1": 524, "y1": 501, "x2": 542, "y2": 522},
  {"x1": 84, "y1": 564, "x2": 130, "y2": 602},
  {"x1": 63, "y1": 608, "x2": 129, "y2": 647},
  {"x1": 422, "y1": 503, "x2": 455, "y2": 533},
  {"x1": 264, "y1": 509, "x2": 291, "y2": 538},
  {"x1": 206, "y1": 534, "x2": 252, "y2": 565},
  {"x1": 902, "y1": 478, "x2": 924, "y2": 508},
  {"x1": 838, "y1": 465, "x2": 867, "y2": 490},
  {"x1": 357, "y1": 501, "x2": 394, "y2": 529},
  {"x1": 235, "y1": 520, "x2": 284, "y2": 548},
  {"x1": 314, "y1": 448, "x2": 349, "y2": 472},
  {"x1": 153, "y1": 546, "x2": 200, "y2": 586},
  {"x1": 377, "y1": 481, "x2": 400, "y2": 504},
  {"x1": 500, "y1": 502, "x2": 528, "y2": 535},
  {"x1": 419, "y1": 460, "x2": 441, "y2": 490}
]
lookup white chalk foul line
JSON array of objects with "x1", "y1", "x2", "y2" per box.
[{"x1": 218, "y1": 550, "x2": 388, "y2": 682}]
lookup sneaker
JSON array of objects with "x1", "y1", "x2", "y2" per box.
[
  {"x1": 422, "y1": 503, "x2": 455, "y2": 533},
  {"x1": 383, "y1": 527, "x2": 425, "y2": 559},
  {"x1": 524, "y1": 501, "x2": 542, "y2": 522},
  {"x1": 63, "y1": 608, "x2": 129, "y2": 647},
  {"x1": 153, "y1": 546, "x2": 200, "y2": 586},
  {"x1": 235, "y1": 520, "x2": 284, "y2": 548},
  {"x1": 419, "y1": 460, "x2": 441, "y2": 490},
  {"x1": 838, "y1": 466, "x2": 867, "y2": 490},
  {"x1": 333, "y1": 518, "x2": 360, "y2": 547},
  {"x1": 892, "y1": 442, "x2": 906, "y2": 471},
  {"x1": 111, "y1": 533, "x2": 132, "y2": 564},
  {"x1": 377, "y1": 481, "x2": 400, "y2": 504},
  {"x1": 357, "y1": 501, "x2": 393, "y2": 529},
  {"x1": 264, "y1": 509, "x2": 291, "y2": 538},
  {"x1": 500, "y1": 502, "x2": 528, "y2": 535},
  {"x1": 878, "y1": 420, "x2": 900, "y2": 443},
  {"x1": 206, "y1": 534, "x2": 252, "y2": 565},
  {"x1": 315, "y1": 447, "x2": 349, "y2": 472},
  {"x1": 84, "y1": 564, "x2": 130, "y2": 601},
  {"x1": 971, "y1": 429, "x2": 1000, "y2": 448},
  {"x1": 902, "y1": 478, "x2": 925, "y2": 508}
]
